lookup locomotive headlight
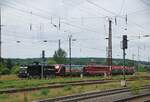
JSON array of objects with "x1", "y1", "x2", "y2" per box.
[{"x1": 55, "y1": 65, "x2": 60, "y2": 69}]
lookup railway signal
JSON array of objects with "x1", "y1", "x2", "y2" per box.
[
  {"x1": 121, "y1": 35, "x2": 128, "y2": 87},
  {"x1": 123, "y1": 35, "x2": 128, "y2": 49},
  {"x1": 42, "y1": 50, "x2": 45, "y2": 61}
]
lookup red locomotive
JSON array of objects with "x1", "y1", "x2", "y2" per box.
[{"x1": 54, "y1": 64, "x2": 135, "y2": 76}]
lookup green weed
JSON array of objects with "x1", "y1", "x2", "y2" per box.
[
  {"x1": 0, "y1": 94, "x2": 8, "y2": 100},
  {"x1": 40, "y1": 88, "x2": 49, "y2": 96},
  {"x1": 63, "y1": 84, "x2": 72, "y2": 91},
  {"x1": 78, "y1": 85, "x2": 85, "y2": 93},
  {"x1": 24, "y1": 95, "x2": 28, "y2": 102},
  {"x1": 129, "y1": 81, "x2": 141, "y2": 94}
]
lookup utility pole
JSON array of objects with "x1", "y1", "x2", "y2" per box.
[
  {"x1": 41, "y1": 50, "x2": 45, "y2": 79},
  {"x1": 148, "y1": 56, "x2": 150, "y2": 65},
  {"x1": 58, "y1": 39, "x2": 61, "y2": 49},
  {"x1": 123, "y1": 48, "x2": 125, "y2": 80},
  {"x1": 132, "y1": 54, "x2": 135, "y2": 67},
  {"x1": 107, "y1": 19, "x2": 112, "y2": 76},
  {"x1": 69, "y1": 35, "x2": 72, "y2": 73},
  {"x1": 0, "y1": 7, "x2": 2, "y2": 62},
  {"x1": 137, "y1": 46, "x2": 140, "y2": 71},
  {"x1": 106, "y1": 47, "x2": 108, "y2": 64}
]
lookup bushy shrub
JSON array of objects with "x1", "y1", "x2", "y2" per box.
[
  {"x1": 40, "y1": 88, "x2": 49, "y2": 96},
  {"x1": 11, "y1": 65, "x2": 19, "y2": 74},
  {"x1": 48, "y1": 59, "x2": 57, "y2": 64},
  {"x1": 1, "y1": 68, "x2": 10, "y2": 75},
  {"x1": 130, "y1": 84, "x2": 141, "y2": 94},
  {"x1": 129, "y1": 81, "x2": 141, "y2": 94}
]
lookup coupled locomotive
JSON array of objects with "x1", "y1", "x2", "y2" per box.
[{"x1": 18, "y1": 63, "x2": 135, "y2": 78}]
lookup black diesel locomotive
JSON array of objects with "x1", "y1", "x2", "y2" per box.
[{"x1": 18, "y1": 63, "x2": 56, "y2": 78}]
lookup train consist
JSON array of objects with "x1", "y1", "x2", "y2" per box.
[{"x1": 18, "y1": 63, "x2": 135, "y2": 78}]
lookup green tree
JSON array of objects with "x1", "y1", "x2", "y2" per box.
[
  {"x1": 138, "y1": 65, "x2": 146, "y2": 72},
  {"x1": 48, "y1": 59, "x2": 57, "y2": 64},
  {"x1": 11, "y1": 65, "x2": 20, "y2": 74},
  {"x1": 1, "y1": 68, "x2": 10, "y2": 75},
  {"x1": 6, "y1": 59, "x2": 14, "y2": 70},
  {"x1": 0, "y1": 62, "x2": 5, "y2": 74},
  {"x1": 53, "y1": 48, "x2": 67, "y2": 64}
]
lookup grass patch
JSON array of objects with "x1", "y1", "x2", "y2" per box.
[
  {"x1": 24, "y1": 95, "x2": 28, "y2": 102},
  {"x1": 0, "y1": 72, "x2": 150, "y2": 102},
  {"x1": 129, "y1": 80, "x2": 142, "y2": 94},
  {"x1": 0, "y1": 94, "x2": 8, "y2": 100},
  {"x1": 63, "y1": 84, "x2": 72, "y2": 91},
  {"x1": 128, "y1": 78, "x2": 143, "y2": 94},
  {"x1": 0, "y1": 75, "x2": 105, "y2": 89},
  {"x1": 78, "y1": 85, "x2": 85, "y2": 93},
  {"x1": 0, "y1": 73, "x2": 149, "y2": 90},
  {"x1": 0, "y1": 80, "x2": 150, "y2": 102},
  {"x1": 40, "y1": 88, "x2": 49, "y2": 96},
  {"x1": 32, "y1": 93, "x2": 41, "y2": 97},
  {"x1": 129, "y1": 84, "x2": 141, "y2": 94}
]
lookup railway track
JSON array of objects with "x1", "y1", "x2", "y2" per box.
[
  {"x1": 0, "y1": 80, "x2": 115, "y2": 94},
  {"x1": 144, "y1": 100, "x2": 150, "y2": 102},
  {"x1": 33, "y1": 85, "x2": 150, "y2": 102},
  {"x1": 114, "y1": 93, "x2": 150, "y2": 102},
  {"x1": 0, "y1": 76, "x2": 150, "y2": 94}
]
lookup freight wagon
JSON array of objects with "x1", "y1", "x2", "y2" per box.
[
  {"x1": 83, "y1": 65, "x2": 110, "y2": 76},
  {"x1": 111, "y1": 66, "x2": 134, "y2": 75}
]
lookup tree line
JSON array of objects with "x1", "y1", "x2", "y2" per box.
[
  {"x1": 0, "y1": 48, "x2": 149, "y2": 75},
  {"x1": 0, "y1": 59, "x2": 19, "y2": 75}
]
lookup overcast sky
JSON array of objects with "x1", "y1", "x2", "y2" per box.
[{"x1": 0, "y1": 0, "x2": 150, "y2": 61}]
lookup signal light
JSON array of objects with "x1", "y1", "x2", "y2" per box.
[{"x1": 123, "y1": 35, "x2": 127, "y2": 49}]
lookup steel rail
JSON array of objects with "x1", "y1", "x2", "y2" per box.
[
  {"x1": 114, "y1": 93, "x2": 150, "y2": 102},
  {"x1": 0, "y1": 76, "x2": 149, "y2": 94},
  {"x1": 0, "y1": 80, "x2": 114, "y2": 94},
  {"x1": 33, "y1": 85, "x2": 150, "y2": 102}
]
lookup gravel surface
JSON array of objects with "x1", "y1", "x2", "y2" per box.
[
  {"x1": 129, "y1": 96, "x2": 150, "y2": 102},
  {"x1": 80, "y1": 89, "x2": 150, "y2": 102}
]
